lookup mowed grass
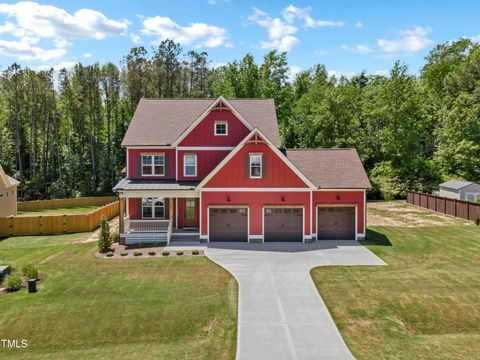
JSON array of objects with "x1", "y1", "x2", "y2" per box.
[
  {"x1": 0, "y1": 233, "x2": 237, "y2": 359},
  {"x1": 311, "y1": 206, "x2": 480, "y2": 359},
  {"x1": 17, "y1": 205, "x2": 101, "y2": 216}
]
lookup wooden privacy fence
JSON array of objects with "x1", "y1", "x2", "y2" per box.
[
  {"x1": 17, "y1": 196, "x2": 118, "y2": 211},
  {"x1": 406, "y1": 190, "x2": 480, "y2": 221},
  {"x1": 0, "y1": 201, "x2": 119, "y2": 237}
]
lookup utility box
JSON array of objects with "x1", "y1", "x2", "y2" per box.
[
  {"x1": 0, "y1": 265, "x2": 11, "y2": 281},
  {"x1": 28, "y1": 279, "x2": 37, "y2": 293}
]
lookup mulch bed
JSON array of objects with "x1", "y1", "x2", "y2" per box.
[{"x1": 96, "y1": 242, "x2": 204, "y2": 259}]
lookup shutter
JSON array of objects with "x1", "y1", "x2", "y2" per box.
[
  {"x1": 164, "y1": 155, "x2": 169, "y2": 177},
  {"x1": 245, "y1": 155, "x2": 250, "y2": 178},
  {"x1": 137, "y1": 155, "x2": 142, "y2": 177},
  {"x1": 262, "y1": 155, "x2": 267, "y2": 178}
]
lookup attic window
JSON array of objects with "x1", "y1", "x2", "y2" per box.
[
  {"x1": 250, "y1": 154, "x2": 262, "y2": 178},
  {"x1": 215, "y1": 121, "x2": 228, "y2": 136}
]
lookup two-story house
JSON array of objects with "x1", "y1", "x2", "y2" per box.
[{"x1": 113, "y1": 96, "x2": 371, "y2": 244}]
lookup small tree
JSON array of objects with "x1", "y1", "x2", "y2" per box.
[{"x1": 98, "y1": 215, "x2": 112, "y2": 253}]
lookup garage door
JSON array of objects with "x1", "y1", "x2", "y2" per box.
[
  {"x1": 264, "y1": 208, "x2": 303, "y2": 242},
  {"x1": 209, "y1": 208, "x2": 248, "y2": 242},
  {"x1": 317, "y1": 207, "x2": 355, "y2": 240}
]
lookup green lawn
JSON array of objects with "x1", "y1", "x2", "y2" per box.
[
  {"x1": 311, "y1": 203, "x2": 480, "y2": 360},
  {"x1": 17, "y1": 206, "x2": 101, "y2": 216},
  {"x1": 0, "y1": 233, "x2": 237, "y2": 359}
]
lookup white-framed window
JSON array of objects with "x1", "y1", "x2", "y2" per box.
[
  {"x1": 214, "y1": 121, "x2": 228, "y2": 136},
  {"x1": 184, "y1": 154, "x2": 197, "y2": 177},
  {"x1": 250, "y1": 154, "x2": 262, "y2": 178},
  {"x1": 142, "y1": 197, "x2": 165, "y2": 219},
  {"x1": 141, "y1": 154, "x2": 165, "y2": 176}
]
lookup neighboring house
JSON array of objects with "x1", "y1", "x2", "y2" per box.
[
  {"x1": 0, "y1": 165, "x2": 19, "y2": 217},
  {"x1": 113, "y1": 97, "x2": 371, "y2": 244},
  {"x1": 437, "y1": 180, "x2": 480, "y2": 202}
]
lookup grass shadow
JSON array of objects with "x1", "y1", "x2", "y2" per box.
[{"x1": 360, "y1": 228, "x2": 392, "y2": 246}]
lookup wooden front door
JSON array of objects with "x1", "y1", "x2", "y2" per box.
[{"x1": 183, "y1": 198, "x2": 198, "y2": 228}]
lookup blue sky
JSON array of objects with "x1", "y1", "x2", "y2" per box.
[{"x1": 0, "y1": 0, "x2": 478, "y2": 78}]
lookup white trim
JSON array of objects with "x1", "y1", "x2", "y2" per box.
[
  {"x1": 196, "y1": 128, "x2": 316, "y2": 190},
  {"x1": 249, "y1": 154, "x2": 262, "y2": 179},
  {"x1": 183, "y1": 153, "x2": 197, "y2": 177},
  {"x1": 141, "y1": 197, "x2": 166, "y2": 220},
  {"x1": 207, "y1": 205, "x2": 250, "y2": 243},
  {"x1": 315, "y1": 188, "x2": 369, "y2": 192},
  {"x1": 199, "y1": 192, "x2": 202, "y2": 235},
  {"x1": 119, "y1": 190, "x2": 199, "y2": 198},
  {"x1": 172, "y1": 96, "x2": 254, "y2": 146},
  {"x1": 175, "y1": 148, "x2": 178, "y2": 180},
  {"x1": 315, "y1": 204, "x2": 358, "y2": 241},
  {"x1": 177, "y1": 146, "x2": 235, "y2": 151},
  {"x1": 309, "y1": 190, "x2": 313, "y2": 236},
  {"x1": 214, "y1": 121, "x2": 228, "y2": 136},
  {"x1": 125, "y1": 145, "x2": 174, "y2": 149},
  {"x1": 141, "y1": 154, "x2": 166, "y2": 177},
  {"x1": 200, "y1": 187, "x2": 311, "y2": 192},
  {"x1": 262, "y1": 206, "x2": 305, "y2": 243}
]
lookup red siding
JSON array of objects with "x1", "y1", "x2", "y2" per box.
[
  {"x1": 201, "y1": 191, "x2": 311, "y2": 237},
  {"x1": 127, "y1": 148, "x2": 176, "y2": 179},
  {"x1": 312, "y1": 191, "x2": 365, "y2": 234},
  {"x1": 177, "y1": 150, "x2": 230, "y2": 181},
  {"x1": 178, "y1": 109, "x2": 250, "y2": 147},
  {"x1": 128, "y1": 198, "x2": 141, "y2": 220},
  {"x1": 204, "y1": 143, "x2": 309, "y2": 188}
]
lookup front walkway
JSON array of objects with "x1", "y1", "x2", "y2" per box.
[{"x1": 205, "y1": 241, "x2": 386, "y2": 360}]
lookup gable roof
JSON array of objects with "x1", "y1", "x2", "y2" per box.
[
  {"x1": 0, "y1": 165, "x2": 19, "y2": 188},
  {"x1": 285, "y1": 149, "x2": 371, "y2": 189},
  {"x1": 122, "y1": 98, "x2": 281, "y2": 147},
  {"x1": 439, "y1": 180, "x2": 477, "y2": 190},
  {"x1": 196, "y1": 129, "x2": 316, "y2": 190}
]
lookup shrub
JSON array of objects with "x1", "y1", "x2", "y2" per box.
[
  {"x1": 111, "y1": 231, "x2": 120, "y2": 243},
  {"x1": 5, "y1": 272, "x2": 23, "y2": 291},
  {"x1": 98, "y1": 215, "x2": 112, "y2": 253},
  {"x1": 162, "y1": 251, "x2": 170, "y2": 257},
  {"x1": 192, "y1": 250, "x2": 199, "y2": 256},
  {"x1": 148, "y1": 251, "x2": 156, "y2": 256},
  {"x1": 475, "y1": 217, "x2": 480, "y2": 226},
  {"x1": 22, "y1": 264, "x2": 38, "y2": 280},
  {"x1": 120, "y1": 252, "x2": 128, "y2": 257},
  {"x1": 176, "y1": 251, "x2": 184, "y2": 256},
  {"x1": 134, "y1": 251, "x2": 143, "y2": 257},
  {"x1": 106, "y1": 252, "x2": 114, "y2": 257}
]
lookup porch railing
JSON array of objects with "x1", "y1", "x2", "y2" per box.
[
  {"x1": 128, "y1": 219, "x2": 170, "y2": 232},
  {"x1": 124, "y1": 215, "x2": 131, "y2": 233}
]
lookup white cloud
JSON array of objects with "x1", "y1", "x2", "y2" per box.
[
  {"x1": 0, "y1": 1, "x2": 129, "y2": 40},
  {"x1": 341, "y1": 26, "x2": 433, "y2": 57},
  {"x1": 0, "y1": 36, "x2": 66, "y2": 61},
  {"x1": 377, "y1": 26, "x2": 433, "y2": 55},
  {"x1": 37, "y1": 60, "x2": 77, "y2": 71},
  {"x1": 130, "y1": 32, "x2": 141, "y2": 44},
  {"x1": 83, "y1": 52, "x2": 92, "y2": 58},
  {"x1": 141, "y1": 16, "x2": 229, "y2": 48},
  {"x1": 248, "y1": 7, "x2": 299, "y2": 51},
  {"x1": 287, "y1": 65, "x2": 302, "y2": 82},
  {"x1": 328, "y1": 70, "x2": 356, "y2": 79},
  {"x1": 355, "y1": 21, "x2": 363, "y2": 28},
  {"x1": 282, "y1": 5, "x2": 343, "y2": 28},
  {"x1": 341, "y1": 43, "x2": 373, "y2": 54}
]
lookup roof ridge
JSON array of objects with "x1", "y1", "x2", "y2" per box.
[
  {"x1": 140, "y1": 97, "x2": 274, "y2": 101},
  {"x1": 286, "y1": 148, "x2": 355, "y2": 151}
]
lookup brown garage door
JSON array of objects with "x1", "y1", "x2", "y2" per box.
[
  {"x1": 264, "y1": 208, "x2": 303, "y2": 242},
  {"x1": 209, "y1": 208, "x2": 248, "y2": 242},
  {"x1": 317, "y1": 207, "x2": 355, "y2": 240}
]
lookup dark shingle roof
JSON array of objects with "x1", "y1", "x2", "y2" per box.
[
  {"x1": 286, "y1": 149, "x2": 371, "y2": 189},
  {"x1": 113, "y1": 178, "x2": 199, "y2": 191},
  {"x1": 439, "y1": 180, "x2": 475, "y2": 190},
  {"x1": 121, "y1": 98, "x2": 281, "y2": 147}
]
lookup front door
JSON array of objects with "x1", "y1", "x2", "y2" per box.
[{"x1": 183, "y1": 198, "x2": 198, "y2": 228}]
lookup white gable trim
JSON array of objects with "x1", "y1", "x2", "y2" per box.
[
  {"x1": 171, "y1": 96, "x2": 254, "y2": 147},
  {"x1": 196, "y1": 128, "x2": 316, "y2": 190}
]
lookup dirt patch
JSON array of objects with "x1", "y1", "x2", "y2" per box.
[{"x1": 368, "y1": 201, "x2": 472, "y2": 227}]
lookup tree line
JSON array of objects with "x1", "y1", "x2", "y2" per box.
[{"x1": 0, "y1": 38, "x2": 479, "y2": 200}]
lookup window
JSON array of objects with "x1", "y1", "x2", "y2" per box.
[
  {"x1": 142, "y1": 197, "x2": 165, "y2": 219},
  {"x1": 214, "y1": 121, "x2": 228, "y2": 135},
  {"x1": 184, "y1": 154, "x2": 197, "y2": 177},
  {"x1": 141, "y1": 154, "x2": 165, "y2": 176},
  {"x1": 250, "y1": 154, "x2": 262, "y2": 178}
]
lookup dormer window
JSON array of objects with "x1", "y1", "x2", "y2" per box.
[
  {"x1": 215, "y1": 121, "x2": 228, "y2": 136},
  {"x1": 250, "y1": 154, "x2": 262, "y2": 178},
  {"x1": 142, "y1": 154, "x2": 165, "y2": 176}
]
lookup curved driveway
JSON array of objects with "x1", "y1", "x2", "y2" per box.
[{"x1": 206, "y1": 241, "x2": 386, "y2": 360}]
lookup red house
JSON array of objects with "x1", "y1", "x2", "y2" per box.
[{"x1": 113, "y1": 97, "x2": 371, "y2": 244}]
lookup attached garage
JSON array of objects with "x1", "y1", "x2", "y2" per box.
[
  {"x1": 317, "y1": 206, "x2": 356, "y2": 240},
  {"x1": 209, "y1": 207, "x2": 248, "y2": 242},
  {"x1": 264, "y1": 207, "x2": 303, "y2": 242}
]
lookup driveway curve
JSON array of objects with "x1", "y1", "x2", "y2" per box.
[{"x1": 206, "y1": 241, "x2": 386, "y2": 360}]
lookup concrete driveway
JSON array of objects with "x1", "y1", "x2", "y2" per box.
[{"x1": 206, "y1": 241, "x2": 386, "y2": 360}]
